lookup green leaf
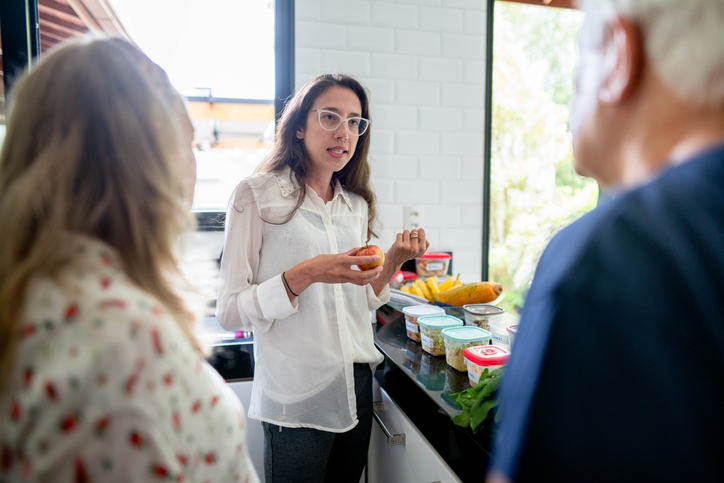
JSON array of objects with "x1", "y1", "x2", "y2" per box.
[
  {"x1": 448, "y1": 367, "x2": 507, "y2": 433},
  {"x1": 471, "y1": 399, "x2": 501, "y2": 433},
  {"x1": 451, "y1": 411, "x2": 471, "y2": 428}
]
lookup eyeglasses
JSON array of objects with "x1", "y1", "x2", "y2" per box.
[{"x1": 312, "y1": 109, "x2": 370, "y2": 136}]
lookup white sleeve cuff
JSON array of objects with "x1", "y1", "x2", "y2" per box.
[
  {"x1": 367, "y1": 283, "x2": 390, "y2": 310},
  {"x1": 257, "y1": 274, "x2": 298, "y2": 321}
]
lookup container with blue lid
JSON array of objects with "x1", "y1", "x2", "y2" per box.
[
  {"x1": 417, "y1": 315, "x2": 463, "y2": 356},
  {"x1": 441, "y1": 326, "x2": 492, "y2": 371},
  {"x1": 402, "y1": 305, "x2": 445, "y2": 342}
]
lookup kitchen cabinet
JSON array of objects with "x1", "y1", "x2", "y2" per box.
[
  {"x1": 373, "y1": 305, "x2": 501, "y2": 482},
  {"x1": 368, "y1": 379, "x2": 461, "y2": 483}
]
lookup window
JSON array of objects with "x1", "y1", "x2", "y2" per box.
[
  {"x1": 488, "y1": 1, "x2": 597, "y2": 314},
  {"x1": 110, "y1": 0, "x2": 279, "y2": 215}
]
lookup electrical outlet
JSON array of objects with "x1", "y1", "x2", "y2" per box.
[{"x1": 403, "y1": 205, "x2": 425, "y2": 230}]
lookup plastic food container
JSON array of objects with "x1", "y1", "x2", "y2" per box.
[
  {"x1": 415, "y1": 252, "x2": 452, "y2": 277},
  {"x1": 507, "y1": 324, "x2": 519, "y2": 347},
  {"x1": 464, "y1": 345, "x2": 510, "y2": 387},
  {"x1": 462, "y1": 304, "x2": 505, "y2": 331},
  {"x1": 441, "y1": 326, "x2": 492, "y2": 372},
  {"x1": 402, "y1": 305, "x2": 445, "y2": 342},
  {"x1": 417, "y1": 315, "x2": 464, "y2": 356},
  {"x1": 489, "y1": 319, "x2": 514, "y2": 349}
]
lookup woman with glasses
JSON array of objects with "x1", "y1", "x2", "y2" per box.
[{"x1": 217, "y1": 74, "x2": 429, "y2": 482}]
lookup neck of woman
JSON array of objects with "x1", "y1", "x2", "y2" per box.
[{"x1": 307, "y1": 171, "x2": 335, "y2": 203}]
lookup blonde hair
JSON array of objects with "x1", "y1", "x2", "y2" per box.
[{"x1": 0, "y1": 37, "x2": 199, "y2": 392}]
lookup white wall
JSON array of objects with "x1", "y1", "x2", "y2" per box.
[{"x1": 295, "y1": 0, "x2": 488, "y2": 282}]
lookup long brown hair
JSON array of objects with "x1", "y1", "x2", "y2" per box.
[
  {"x1": 0, "y1": 37, "x2": 200, "y2": 392},
  {"x1": 258, "y1": 74, "x2": 378, "y2": 240}
]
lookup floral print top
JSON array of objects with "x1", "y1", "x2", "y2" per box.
[{"x1": 0, "y1": 236, "x2": 259, "y2": 483}]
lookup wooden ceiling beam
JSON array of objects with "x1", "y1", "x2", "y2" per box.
[
  {"x1": 65, "y1": 0, "x2": 102, "y2": 33},
  {"x1": 38, "y1": 4, "x2": 84, "y2": 27},
  {"x1": 38, "y1": 0, "x2": 78, "y2": 18},
  {"x1": 39, "y1": 23, "x2": 76, "y2": 41},
  {"x1": 41, "y1": 39, "x2": 58, "y2": 52},
  {"x1": 39, "y1": 12, "x2": 88, "y2": 34},
  {"x1": 39, "y1": 19, "x2": 85, "y2": 38},
  {"x1": 40, "y1": 30, "x2": 68, "y2": 44}
]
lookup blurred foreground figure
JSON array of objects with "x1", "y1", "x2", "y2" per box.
[
  {"x1": 489, "y1": 1, "x2": 724, "y2": 481},
  {"x1": 0, "y1": 38, "x2": 259, "y2": 482}
]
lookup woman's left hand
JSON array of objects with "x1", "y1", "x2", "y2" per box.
[
  {"x1": 386, "y1": 228, "x2": 430, "y2": 269},
  {"x1": 370, "y1": 228, "x2": 430, "y2": 296}
]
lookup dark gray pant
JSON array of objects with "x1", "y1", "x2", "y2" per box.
[{"x1": 262, "y1": 363, "x2": 373, "y2": 483}]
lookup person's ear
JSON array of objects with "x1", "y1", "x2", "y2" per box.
[
  {"x1": 599, "y1": 16, "x2": 643, "y2": 104},
  {"x1": 296, "y1": 127, "x2": 304, "y2": 140}
]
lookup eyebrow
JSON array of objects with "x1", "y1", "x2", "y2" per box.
[{"x1": 319, "y1": 107, "x2": 362, "y2": 118}]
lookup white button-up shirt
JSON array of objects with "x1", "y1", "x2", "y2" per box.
[{"x1": 216, "y1": 167, "x2": 389, "y2": 432}]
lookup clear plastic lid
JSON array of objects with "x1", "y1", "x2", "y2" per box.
[
  {"x1": 506, "y1": 324, "x2": 519, "y2": 334},
  {"x1": 401, "y1": 305, "x2": 445, "y2": 318},
  {"x1": 441, "y1": 326, "x2": 492, "y2": 342},
  {"x1": 417, "y1": 315, "x2": 464, "y2": 330},
  {"x1": 464, "y1": 345, "x2": 510, "y2": 366},
  {"x1": 462, "y1": 304, "x2": 505, "y2": 316}
]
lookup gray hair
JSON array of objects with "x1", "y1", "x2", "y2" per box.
[{"x1": 578, "y1": 0, "x2": 724, "y2": 108}]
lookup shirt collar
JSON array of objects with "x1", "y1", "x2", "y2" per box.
[
  {"x1": 70, "y1": 234, "x2": 125, "y2": 272},
  {"x1": 331, "y1": 178, "x2": 353, "y2": 211},
  {"x1": 273, "y1": 166, "x2": 353, "y2": 210},
  {"x1": 273, "y1": 167, "x2": 301, "y2": 199}
]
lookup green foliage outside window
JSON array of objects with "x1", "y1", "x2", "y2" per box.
[{"x1": 490, "y1": 3, "x2": 598, "y2": 315}]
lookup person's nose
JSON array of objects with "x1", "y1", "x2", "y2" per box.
[{"x1": 333, "y1": 121, "x2": 348, "y2": 140}]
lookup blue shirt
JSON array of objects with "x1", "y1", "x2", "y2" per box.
[{"x1": 492, "y1": 144, "x2": 724, "y2": 482}]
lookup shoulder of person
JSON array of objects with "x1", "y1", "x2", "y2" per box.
[
  {"x1": 21, "y1": 239, "x2": 198, "y2": 369},
  {"x1": 234, "y1": 167, "x2": 300, "y2": 204}
]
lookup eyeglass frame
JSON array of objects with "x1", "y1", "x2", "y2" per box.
[{"x1": 310, "y1": 109, "x2": 370, "y2": 136}]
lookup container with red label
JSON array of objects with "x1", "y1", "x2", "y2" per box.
[
  {"x1": 463, "y1": 345, "x2": 510, "y2": 387},
  {"x1": 415, "y1": 252, "x2": 452, "y2": 277}
]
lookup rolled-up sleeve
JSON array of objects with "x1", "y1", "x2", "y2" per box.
[
  {"x1": 216, "y1": 183, "x2": 297, "y2": 333},
  {"x1": 366, "y1": 283, "x2": 390, "y2": 310}
]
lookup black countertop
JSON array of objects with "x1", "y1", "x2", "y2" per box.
[
  {"x1": 373, "y1": 305, "x2": 472, "y2": 418},
  {"x1": 372, "y1": 303, "x2": 515, "y2": 481}
]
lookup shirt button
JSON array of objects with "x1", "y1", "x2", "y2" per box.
[
  {"x1": 335, "y1": 285, "x2": 341, "y2": 291},
  {"x1": 323, "y1": 219, "x2": 330, "y2": 225}
]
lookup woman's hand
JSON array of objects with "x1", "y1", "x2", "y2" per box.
[
  {"x1": 370, "y1": 228, "x2": 430, "y2": 296},
  {"x1": 282, "y1": 248, "x2": 383, "y2": 300},
  {"x1": 386, "y1": 229, "x2": 430, "y2": 268}
]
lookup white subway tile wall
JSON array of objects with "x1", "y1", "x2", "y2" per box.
[{"x1": 296, "y1": 0, "x2": 487, "y2": 282}]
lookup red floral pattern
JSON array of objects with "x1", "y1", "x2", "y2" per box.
[{"x1": 0, "y1": 237, "x2": 259, "y2": 482}]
